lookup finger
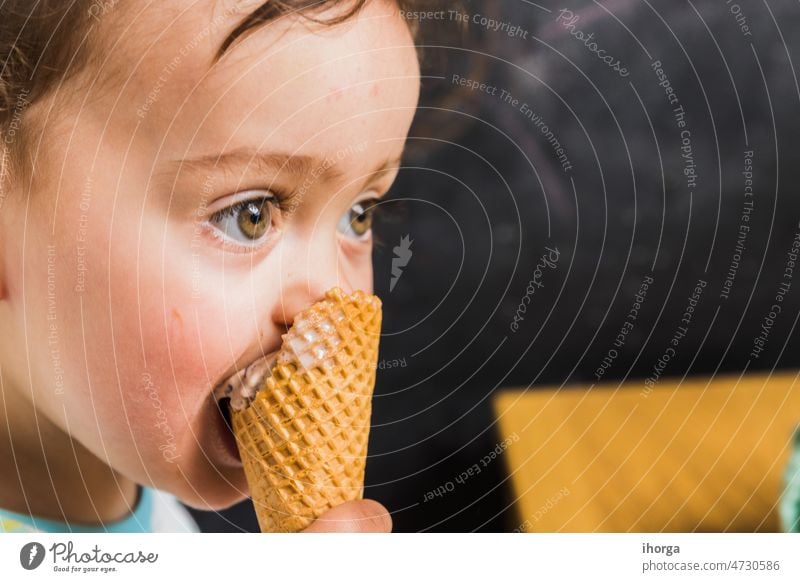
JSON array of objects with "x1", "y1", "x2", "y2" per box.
[{"x1": 302, "y1": 499, "x2": 392, "y2": 533}]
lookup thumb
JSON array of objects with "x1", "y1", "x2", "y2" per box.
[{"x1": 302, "y1": 499, "x2": 392, "y2": 533}]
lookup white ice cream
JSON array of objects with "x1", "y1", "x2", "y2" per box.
[{"x1": 214, "y1": 304, "x2": 345, "y2": 411}]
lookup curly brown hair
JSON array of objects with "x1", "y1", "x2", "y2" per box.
[{"x1": 0, "y1": 0, "x2": 459, "y2": 191}]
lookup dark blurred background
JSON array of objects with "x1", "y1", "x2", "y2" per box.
[{"x1": 189, "y1": 0, "x2": 800, "y2": 531}]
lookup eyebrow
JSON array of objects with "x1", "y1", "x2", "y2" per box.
[{"x1": 162, "y1": 148, "x2": 403, "y2": 189}]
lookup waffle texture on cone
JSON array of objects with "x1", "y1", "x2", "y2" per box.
[{"x1": 231, "y1": 287, "x2": 382, "y2": 532}]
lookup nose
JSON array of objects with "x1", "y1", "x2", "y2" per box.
[{"x1": 269, "y1": 239, "x2": 363, "y2": 330}]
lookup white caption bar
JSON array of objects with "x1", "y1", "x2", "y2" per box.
[{"x1": 1, "y1": 533, "x2": 797, "y2": 581}]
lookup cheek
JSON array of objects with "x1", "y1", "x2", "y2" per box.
[
  {"x1": 12, "y1": 190, "x2": 163, "y2": 463},
  {"x1": 111, "y1": 234, "x2": 237, "y2": 415},
  {"x1": 33, "y1": 193, "x2": 234, "y2": 450}
]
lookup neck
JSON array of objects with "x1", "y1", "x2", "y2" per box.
[{"x1": 0, "y1": 368, "x2": 138, "y2": 525}]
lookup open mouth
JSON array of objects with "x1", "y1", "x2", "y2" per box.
[
  {"x1": 212, "y1": 351, "x2": 279, "y2": 415},
  {"x1": 218, "y1": 396, "x2": 234, "y2": 431},
  {"x1": 214, "y1": 395, "x2": 241, "y2": 463},
  {"x1": 208, "y1": 350, "x2": 280, "y2": 466},
  {"x1": 208, "y1": 289, "x2": 353, "y2": 466}
]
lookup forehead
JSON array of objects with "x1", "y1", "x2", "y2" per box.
[{"x1": 97, "y1": 0, "x2": 420, "y2": 162}]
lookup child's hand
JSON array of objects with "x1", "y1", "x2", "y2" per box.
[{"x1": 302, "y1": 499, "x2": 392, "y2": 532}]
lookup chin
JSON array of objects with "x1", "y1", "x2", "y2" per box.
[
  {"x1": 149, "y1": 454, "x2": 250, "y2": 511},
  {"x1": 171, "y1": 478, "x2": 250, "y2": 512}
]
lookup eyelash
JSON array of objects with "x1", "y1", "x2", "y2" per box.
[
  {"x1": 204, "y1": 191, "x2": 402, "y2": 251},
  {"x1": 208, "y1": 195, "x2": 277, "y2": 223},
  {"x1": 209, "y1": 183, "x2": 301, "y2": 219}
]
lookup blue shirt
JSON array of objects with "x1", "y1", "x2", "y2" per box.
[{"x1": 0, "y1": 487, "x2": 172, "y2": 533}]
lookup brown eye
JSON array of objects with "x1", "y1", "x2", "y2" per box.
[
  {"x1": 210, "y1": 195, "x2": 275, "y2": 244},
  {"x1": 237, "y1": 199, "x2": 271, "y2": 240},
  {"x1": 338, "y1": 199, "x2": 379, "y2": 240}
]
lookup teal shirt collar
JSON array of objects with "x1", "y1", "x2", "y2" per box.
[
  {"x1": 781, "y1": 429, "x2": 800, "y2": 533},
  {"x1": 0, "y1": 486, "x2": 153, "y2": 533}
]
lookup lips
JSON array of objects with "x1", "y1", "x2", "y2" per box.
[
  {"x1": 205, "y1": 349, "x2": 280, "y2": 468},
  {"x1": 213, "y1": 350, "x2": 279, "y2": 410}
]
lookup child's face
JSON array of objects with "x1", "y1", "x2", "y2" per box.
[{"x1": 0, "y1": 0, "x2": 419, "y2": 509}]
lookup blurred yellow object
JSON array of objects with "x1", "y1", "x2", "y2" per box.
[{"x1": 493, "y1": 372, "x2": 800, "y2": 532}]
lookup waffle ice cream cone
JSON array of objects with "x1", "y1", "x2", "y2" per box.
[{"x1": 228, "y1": 288, "x2": 382, "y2": 532}]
